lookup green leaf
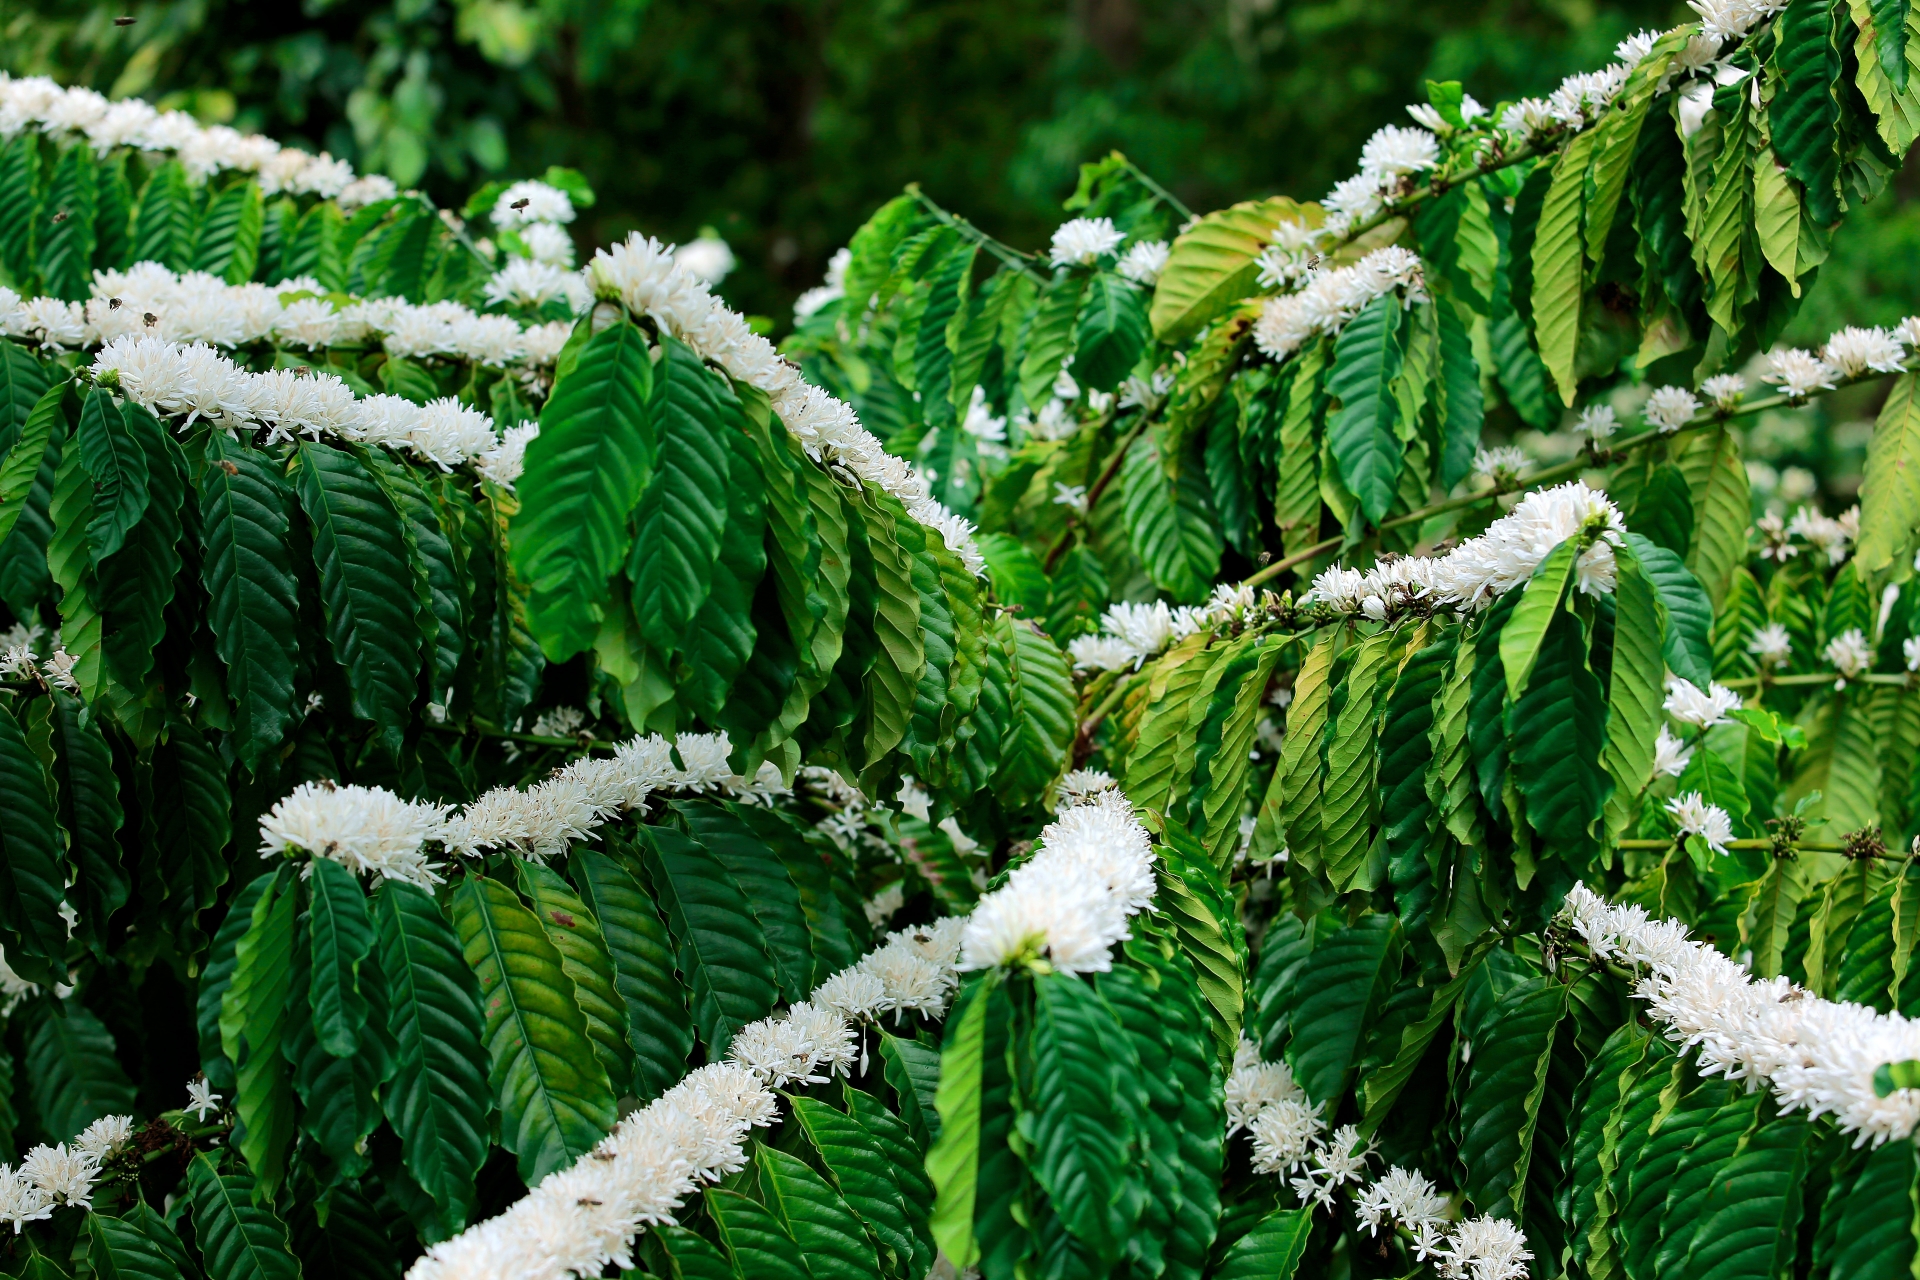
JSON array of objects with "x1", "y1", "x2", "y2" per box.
[
  {"x1": 37, "y1": 143, "x2": 96, "y2": 302},
  {"x1": 46, "y1": 692, "x2": 125, "y2": 953},
  {"x1": 1681, "y1": 1107, "x2": 1808, "y2": 1280},
  {"x1": 1321, "y1": 629, "x2": 1398, "y2": 891},
  {"x1": 0, "y1": 374, "x2": 64, "y2": 553},
  {"x1": 637, "y1": 823, "x2": 779, "y2": 1054},
  {"x1": 1532, "y1": 128, "x2": 1595, "y2": 405},
  {"x1": 1325, "y1": 293, "x2": 1406, "y2": 522},
  {"x1": 998, "y1": 617, "x2": 1075, "y2": 805},
  {"x1": 452, "y1": 874, "x2": 616, "y2": 1186},
  {"x1": 1500, "y1": 540, "x2": 1577, "y2": 699},
  {"x1": 1436, "y1": 302, "x2": 1484, "y2": 489},
  {"x1": 673, "y1": 802, "x2": 814, "y2": 1005},
  {"x1": 293, "y1": 441, "x2": 422, "y2": 754},
  {"x1": 197, "y1": 432, "x2": 299, "y2": 768},
  {"x1": 1677, "y1": 424, "x2": 1750, "y2": 610},
  {"x1": 193, "y1": 180, "x2": 265, "y2": 283},
  {"x1": 1210, "y1": 1206, "x2": 1312, "y2": 1280},
  {"x1": 374, "y1": 880, "x2": 490, "y2": 1236},
  {"x1": 1028, "y1": 969, "x2": 1140, "y2": 1268},
  {"x1": 77, "y1": 386, "x2": 148, "y2": 565},
  {"x1": 1602, "y1": 543, "x2": 1667, "y2": 843},
  {"x1": 848, "y1": 1087, "x2": 937, "y2": 1273},
  {"x1": 308, "y1": 856, "x2": 375, "y2": 1058},
  {"x1": 632, "y1": 334, "x2": 732, "y2": 659},
  {"x1": 1828, "y1": 1136, "x2": 1918, "y2": 1280},
  {"x1": 569, "y1": 843, "x2": 692, "y2": 1102},
  {"x1": 880, "y1": 1030, "x2": 943, "y2": 1151},
  {"x1": 682, "y1": 398, "x2": 767, "y2": 723},
  {"x1": 1509, "y1": 606, "x2": 1609, "y2": 845},
  {"x1": 927, "y1": 974, "x2": 996, "y2": 1269},
  {"x1": 791, "y1": 1096, "x2": 920, "y2": 1275},
  {"x1": 290, "y1": 1184, "x2": 402, "y2": 1279},
  {"x1": 87, "y1": 1213, "x2": 186, "y2": 1280},
  {"x1": 758, "y1": 1144, "x2": 885, "y2": 1280},
  {"x1": 1154, "y1": 817, "x2": 1247, "y2": 1065},
  {"x1": 186, "y1": 1153, "x2": 300, "y2": 1280},
  {"x1": 225, "y1": 870, "x2": 297, "y2": 1197},
  {"x1": 515, "y1": 317, "x2": 654, "y2": 659},
  {"x1": 367, "y1": 455, "x2": 463, "y2": 714},
  {"x1": 1859, "y1": 370, "x2": 1920, "y2": 580},
  {"x1": 1619, "y1": 1076, "x2": 1717, "y2": 1280},
  {"x1": 708, "y1": 1188, "x2": 811, "y2": 1280},
  {"x1": 1627, "y1": 532, "x2": 1713, "y2": 687},
  {"x1": 516, "y1": 859, "x2": 632, "y2": 1099},
  {"x1": 27, "y1": 1002, "x2": 135, "y2": 1143},
  {"x1": 1018, "y1": 272, "x2": 1088, "y2": 410},
  {"x1": 0, "y1": 698, "x2": 68, "y2": 986},
  {"x1": 1074, "y1": 273, "x2": 1151, "y2": 393},
  {"x1": 647, "y1": 1223, "x2": 736, "y2": 1280},
  {"x1": 1459, "y1": 974, "x2": 1568, "y2": 1219},
  {"x1": 1256, "y1": 630, "x2": 1334, "y2": 866},
  {"x1": 1772, "y1": 0, "x2": 1845, "y2": 225},
  {"x1": 200, "y1": 874, "x2": 272, "y2": 1093},
  {"x1": 1150, "y1": 197, "x2": 1317, "y2": 343},
  {"x1": 856, "y1": 495, "x2": 924, "y2": 770},
  {"x1": 1286, "y1": 916, "x2": 1401, "y2": 1106},
  {"x1": 1121, "y1": 433, "x2": 1221, "y2": 602}
]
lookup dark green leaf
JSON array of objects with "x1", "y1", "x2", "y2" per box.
[
  {"x1": 27, "y1": 1002, "x2": 135, "y2": 1143},
  {"x1": 758, "y1": 1143, "x2": 884, "y2": 1280},
  {"x1": 1325, "y1": 294, "x2": 1406, "y2": 523},
  {"x1": 632, "y1": 335, "x2": 731, "y2": 659},
  {"x1": 637, "y1": 823, "x2": 780, "y2": 1055},
  {"x1": 570, "y1": 843, "x2": 693, "y2": 1102},
  {"x1": 198, "y1": 432, "x2": 298, "y2": 768},
  {"x1": 187, "y1": 1153, "x2": 300, "y2": 1280},
  {"x1": 308, "y1": 857, "x2": 375, "y2": 1058}
]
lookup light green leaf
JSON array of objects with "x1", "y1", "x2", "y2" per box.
[
  {"x1": 1325, "y1": 293, "x2": 1406, "y2": 522},
  {"x1": 1500, "y1": 538, "x2": 1576, "y2": 700},
  {"x1": 1150, "y1": 196, "x2": 1319, "y2": 343}
]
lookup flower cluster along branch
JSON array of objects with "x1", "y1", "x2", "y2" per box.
[
  {"x1": 0, "y1": 75, "x2": 387, "y2": 204},
  {"x1": 257, "y1": 731, "x2": 787, "y2": 887},
  {"x1": 586, "y1": 235, "x2": 987, "y2": 573},
  {"x1": 1562, "y1": 884, "x2": 1920, "y2": 1145},
  {"x1": 403, "y1": 777, "x2": 1159, "y2": 1280},
  {"x1": 0, "y1": 1115, "x2": 137, "y2": 1232},
  {"x1": 83, "y1": 333, "x2": 535, "y2": 485},
  {"x1": 1223, "y1": 1041, "x2": 1532, "y2": 1280}
]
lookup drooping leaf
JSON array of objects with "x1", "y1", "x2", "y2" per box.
[
  {"x1": 514, "y1": 317, "x2": 653, "y2": 659},
  {"x1": 451, "y1": 874, "x2": 616, "y2": 1186},
  {"x1": 186, "y1": 1153, "x2": 301, "y2": 1280},
  {"x1": 516, "y1": 858, "x2": 633, "y2": 1100},
  {"x1": 198, "y1": 432, "x2": 299, "y2": 768},
  {"x1": 1532, "y1": 129, "x2": 1596, "y2": 405},
  {"x1": 632, "y1": 334, "x2": 733, "y2": 660},
  {"x1": 374, "y1": 880, "x2": 490, "y2": 1238},
  {"x1": 1325, "y1": 294, "x2": 1406, "y2": 523},
  {"x1": 307, "y1": 856, "x2": 375, "y2": 1059},
  {"x1": 0, "y1": 698, "x2": 69, "y2": 986},
  {"x1": 1150, "y1": 197, "x2": 1318, "y2": 343},
  {"x1": 293, "y1": 440, "x2": 422, "y2": 754},
  {"x1": 27, "y1": 1002, "x2": 135, "y2": 1143},
  {"x1": 636, "y1": 823, "x2": 779, "y2": 1055},
  {"x1": 1285, "y1": 916, "x2": 1402, "y2": 1106},
  {"x1": 569, "y1": 843, "x2": 693, "y2": 1102},
  {"x1": 1210, "y1": 1207, "x2": 1312, "y2": 1280}
]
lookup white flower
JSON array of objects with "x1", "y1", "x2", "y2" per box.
[
  {"x1": 1574, "y1": 404, "x2": 1618, "y2": 440},
  {"x1": 1663, "y1": 677, "x2": 1741, "y2": 728},
  {"x1": 1904, "y1": 635, "x2": 1920, "y2": 672},
  {"x1": 1052, "y1": 482, "x2": 1088, "y2": 511},
  {"x1": 1763, "y1": 348, "x2": 1838, "y2": 401},
  {"x1": 1750, "y1": 622, "x2": 1793, "y2": 667},
  {"x1": 676, "y1": 236, "x2": 735, "y2": 286},
  {"x1": 1822, "y1": 326, "x2": 1908, "y2": 377},
  {"x1": 1117, "y1": 240, "x2": 1170, "y2": 285},
  {"x1": 258, "y1": 781, "x2": 451, "y2": 888},
  {"x1": 1653, "y1": 725, "x2": 1694, "y2": 778},
  {"x1": 1666, "y1": 791, "x2": 1734, "y2": 854},
  {"x1": 1049, "y1": 217, "x2": 1126, "y2": 267},
  {"x1": 1701, "y1": 373, "x2": 1746, "y2": 410},
  {"x1": 1357, "y1": 1166, "x2": 1451, "y2": 1238},
  {"x1": 1472, "y1": 446, "x2": 1528, "y2": 482},
  {"x1": 1253, "y1": 246, "x2": 1427, "y2": 362},
  {"x1": 1247, "y1": 1098, "x2": 1327, "y2": 1175},
  {"x1": 1434, "y1": 1216, "x2": 1533, "y2": 1280},
  {"x1": 1789, "y1": 506, "x2": 1855, "y2": 565},
  {"x1": 1056, "y1": 769, "x2": 1117, "y2": 807},
  {"x1": 1643, "y1": 385, "x2": 1700, "y2": 433},
  {"x1": 1359, "y1": 125, "x2": 1441, "y2": 179},
  {"x1": 0, "y1": 1166, "x2": 52, "y2": 1234},
  {"x1": 794, "y1": 247, "x2": 852, "y2": 319},
  {"x1": 74, "y1": 1115, "x2": 133, "y2": 1162},
  {"x1": 1615, "y1": 29, "x2": 1660, "y2": 64},
  {"x1": 21, "y1": 1143, "x2": 100, "y2": 1207},
  {"x1": 493, "y1": 180, "x2": 576, "y2": 229},
  {"x1": 1825, "y1": 628, "x2": 1872, "y2": 681}
]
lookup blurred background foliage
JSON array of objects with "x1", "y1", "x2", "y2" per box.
[{"x1": 7, "y1": 0, "x2": 1920, "y2": 504}]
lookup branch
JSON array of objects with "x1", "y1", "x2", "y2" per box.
[
  {"x1": 1044, "y1": 407, "x2": 1147, "y2": 572},
  {"x1": 906, "y1": 184, "x2": 1049, "y2": 283},
  {"x1": 1240, "y1": 381, "x2": 1883, "y2": 592}
]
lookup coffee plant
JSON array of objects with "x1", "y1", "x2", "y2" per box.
[{"x1": 4, "y1": 0, "x2": 1920, "y2": 1276}]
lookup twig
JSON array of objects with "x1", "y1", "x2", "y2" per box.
[
  {"x1": 1044, "y1": 408, "x2": 1148, "y2": 572},
  {"x1": 1241, "y1": 384, "x2": 1877, "y2": 591},
  {"x1": 906, "y1": 184, "x2": 1048, "y2": 283},
  {"x1": 1113, "y1": 155, "x2": 1195, "y2": 222}
]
